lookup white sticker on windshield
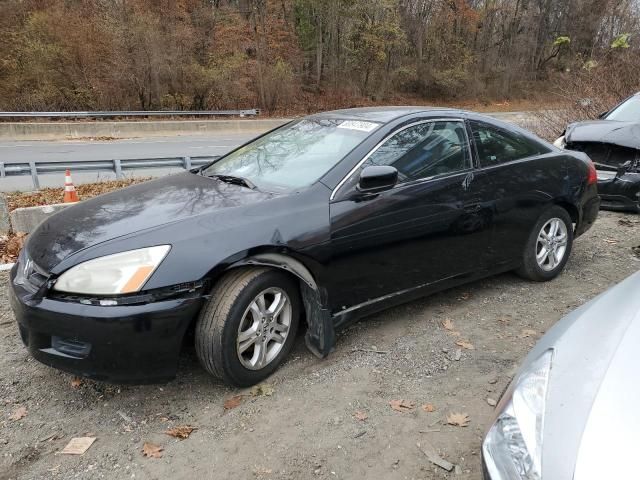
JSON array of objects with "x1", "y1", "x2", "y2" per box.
[{"x1": 337, "y1": 120, "x2": 379, "y2": 132}]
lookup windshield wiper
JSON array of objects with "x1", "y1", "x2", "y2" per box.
[{"x1": 204, "y1": 173, "x2": 257, "y2": 190}]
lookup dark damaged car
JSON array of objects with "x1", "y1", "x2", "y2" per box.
[
  {"x1": 10, "y1": 107, "x2": 599, "y2": 387},
  {"x1": 555, "y1": 92, "x2": 640, "y2": 212}
]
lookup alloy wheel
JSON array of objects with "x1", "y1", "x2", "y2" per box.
[
  {"x1": 536, "y1": 218, "x2": 568, "y2": 272},
  {"x1": 236, "y1": 287, "x2": 292, "y2": 370}
]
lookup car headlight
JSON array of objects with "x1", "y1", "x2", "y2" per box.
[
  {"x1": 553, "y1": 136, "x2": 566, "y2": 148},
  {"x1": 53, "y1": 245, "x2": 171, "y2": 295},
  {"x1": 482, "y1": 349, "x2": 553, "y2": 480}
]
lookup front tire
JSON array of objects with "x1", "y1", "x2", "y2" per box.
[
  {"x1": 516, "y1": 206, "x2": 574, "y2": 282},
  {"x1": 195, "y1": 268, "x2": 300, "y2": 387}
]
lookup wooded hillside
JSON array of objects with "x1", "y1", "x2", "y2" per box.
[{"x1": 1, "y1": 0, "x2": 639, "y2": 113}]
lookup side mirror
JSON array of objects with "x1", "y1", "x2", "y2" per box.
[{"x1": 357, "y1": 166, "x2": 398, "y2": 194}]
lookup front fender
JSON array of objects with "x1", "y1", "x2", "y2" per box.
[{"x1": 226, "y1": 253, "x2": 335, "y2": 359}]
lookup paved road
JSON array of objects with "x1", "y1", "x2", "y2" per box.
[
  {"x1": 0, "y1": 112, "x2": 531, "y2": 191},
  {"x1": 0, "y1": 133, "x2": 255, "y2": 191}
]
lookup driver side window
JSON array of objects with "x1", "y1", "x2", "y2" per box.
[{"x1": 363, "y1": 120, "x2": 471, "y2": 184}]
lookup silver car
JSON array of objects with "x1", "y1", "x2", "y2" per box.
[{"x1": 482, "y1": 270, "x2": 640, "y2": 480}]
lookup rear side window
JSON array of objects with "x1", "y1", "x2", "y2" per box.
[
  {"x1": 470, "y1": 121, "x2": 550, "y2": 167},
  {"x1": 363, "y1": 120, "x2": 471, "y2": 183}
]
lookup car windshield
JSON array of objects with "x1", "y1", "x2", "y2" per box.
[
  {"x1": 605, "y1": 95, "x2": 640, "y2": 122},
  {"x1": 202, "y1": 118, "x2": 379, "y2": 191}
]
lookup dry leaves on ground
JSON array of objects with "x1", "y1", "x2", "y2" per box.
[
  {"x1": 60, "y1": 437, "x2": 96, "y2": 455},
  {"x1": 0, "y1": 232, "x2": 27, "y2": 263},
  {"x1": 142, "y1": 442, "x2": 164, "y2": 458},
  {"x1": 223, "y1": 395, "x2": 244, "y2": 410},
  {"x1": 389, "y1": 399, "x2": 416, "y2": 413},
  {"x1": 250, "y1": 383, "x2": 274, "y2": 397},
  {"x1": 9, "y1": 406, "x2": 27, "y2": 421},
  {"x1": 165, "y1": 425, "x2": 197, "y2": 440},
  {"x1": 70, "y1": 377, "x2": 83, "y2": 388},
  {"x1": 458, "y1": 292, "x2": 471, "y2": 300},
  {"x1": 447, "y1": 412, "x2": 470, "y2": 427},
  {"x1": 422, "y1": 403, "x2": 436, "y2": 413},
  {"x1": 354, "y1": 411, "x2": 368, "y2": 421},
  {"x1": 441, "y1": 319, "x2": 461, "y2": 336},
  {"x1": 6, "y1": 178, "x2": 150, "y2": 212},
  {"x1": 441, "y1": 319, "x2": 455, "y2": 331},
  {"x1": 455, "y1": 340, "x2": 474, "y2": 350}
]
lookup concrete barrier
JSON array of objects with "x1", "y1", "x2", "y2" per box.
[
  {"x1": 0, "y1": 119, "x2": 290, "y2": 141},
  {"x1": 0, "y1": 196, "x2": 9, "y2": 234},
  {"x1": 0, "y1": 112, "x2": 535, "y2": 141},
  {"x1": 9, "y1": 202, "x2": 75, "y2": 233}
]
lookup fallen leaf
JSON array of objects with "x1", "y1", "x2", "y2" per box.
[
  {"x1": 455, "y1": 340, "x2": 474, "y2": 350},
  {"x1": 142, "y1": 442, "x2": 164, "y2": 458},
  {"x1": 458, "y1": 292, "x2": 471, "y2": 300},
  {"x1": 422, "y1": 403, "x2": 436, "y2": 413},
  {"x1": 354, "y1": 411, "x2": 368, "y2": 421},
  {"x1": 519, "y1": 329, "x2": 537, "y2": 338},
  {"x1": 70, "y1": 377, "x2": 83, "y2": 388},
  {"x1": 441, "y1": 319, "x2": 455, "y2": 331},
  {"x1": 223, "y1": 395, "x2": 244, "y2": 410},
  {"x1": 389, "y1": 399, "x2": 416, "y2": 413},
  {"x1": 417, "y1": 441, "x2": 454, "y2": 472},
  {"x1": 487, "y1": 398, "x2": 497, "y2": 407},
  {"x1": 447, "y1": 412, "x2": 470, "y2": 427},
  {"x1": 165, "y1": 425, "x2": 197, "y2": 440},
  {"x1": 60, "y1": 437, "x2": 96, "y2": 455},
  {"x1": 250, "y1": 383, "x2": 274, "y2": 397},
  {"x1": 9, "y1": 406, "x2": 27, "y2": 421}
]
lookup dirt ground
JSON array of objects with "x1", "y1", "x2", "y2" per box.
[{"x1": 1, "y1": 211, "x2": 639, "y2": 480}]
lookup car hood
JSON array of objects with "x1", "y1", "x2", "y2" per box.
[
  {"x1": 26, "y1": 172, "x2": 277, "y2": 272},
  {"x1": 565, "y1": 120, "x2": 640, "y2": 149},
  {"x1": 519, "y1": 271, "x2": 640, "y2": 479}
]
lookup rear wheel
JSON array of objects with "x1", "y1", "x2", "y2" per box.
[
  {"x1": 195, "y1": 268, "x2": 300, "y2": 387},
  {"x1": 516, "y1": 206, "x2": 574, "y2": 282}
]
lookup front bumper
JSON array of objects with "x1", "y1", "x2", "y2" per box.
[
  {"x1": 9, "y1": 265, "x2": 204, "y2": 384},
  {"x1": 597, "y1": 171, "x2": 640, "y2": 213}
]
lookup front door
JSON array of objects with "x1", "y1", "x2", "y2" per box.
[{"x1": 327, "y1": 119, "x2": 488, "y2": 312}]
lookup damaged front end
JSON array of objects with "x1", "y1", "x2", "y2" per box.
[{"x1": 563, "y1": 122, "x2": 640, "y2": 212}]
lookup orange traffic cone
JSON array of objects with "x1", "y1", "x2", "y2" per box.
[{"x1": 63, "y1": 169, "x2": 79, "y2": 203}]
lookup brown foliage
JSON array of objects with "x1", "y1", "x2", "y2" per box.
[{"x1": 0, "y1": 0, "x2": 639, "y2": 112}]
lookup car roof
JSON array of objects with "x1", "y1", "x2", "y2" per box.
[{"x1": 310, "y1": 106, "x2": 463, "y2": 124}]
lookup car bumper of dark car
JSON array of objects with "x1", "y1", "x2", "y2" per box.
[
  {"x1": 9, "y1": 268, "x2": 204, "y2": 384},
  {"x1": 575, "y1": 193, "x2": 600, "y2": 237},
  {"x1": 597, "y1": 173, "x2": 640, "y2": 213}
]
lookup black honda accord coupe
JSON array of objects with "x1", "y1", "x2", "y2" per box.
[{"x1": 10, "y1": 107, "x2": 600, "y2": 386}]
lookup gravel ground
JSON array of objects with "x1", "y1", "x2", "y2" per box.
[{"x1": 1, "y1": 211, "x2": 639, "y2": 480}]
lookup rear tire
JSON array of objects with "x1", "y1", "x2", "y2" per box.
[
  {"x1": 195, "y1": 268, "x2": 300, "y2": 387},
  {"x1": 516, "y1": 206, "x2": 574, "y2": 282}
]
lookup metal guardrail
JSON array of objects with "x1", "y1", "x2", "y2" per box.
[
  {"x1": 0, "y1": 109, "x2": 259, "y2": 119},
  {"x1": 0, "y1": 156, "x2": 220, "y2": 189}
]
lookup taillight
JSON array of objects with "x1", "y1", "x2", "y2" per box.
[{"x1": 587, "y1": 159, "x2": 597, "y2": 185}]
